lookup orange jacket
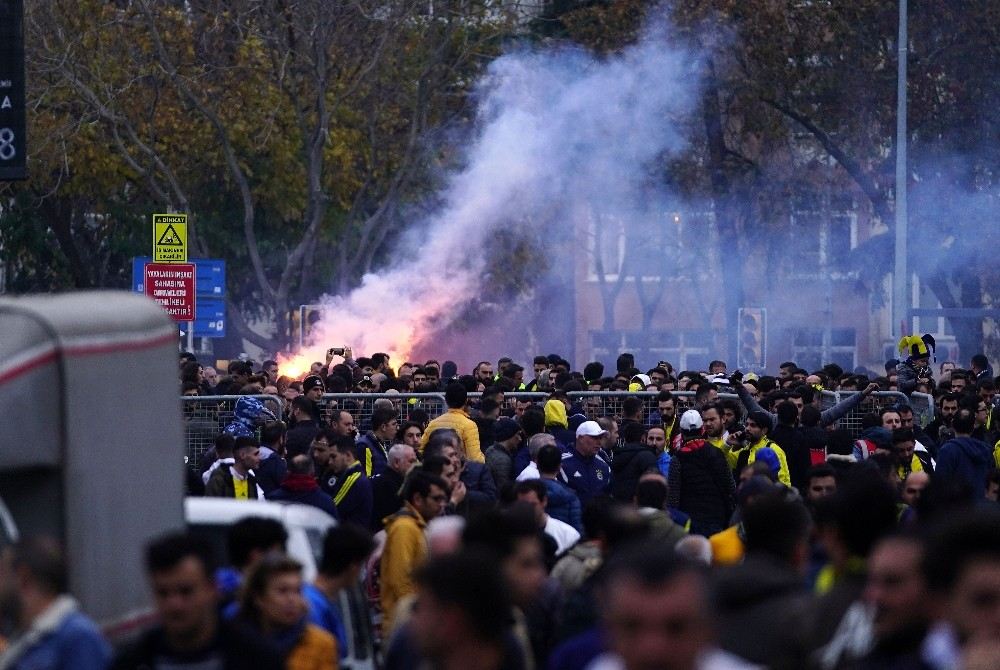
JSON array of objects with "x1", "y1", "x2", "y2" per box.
[
  {"x1": 380, "y1": 503, "x2": 429, "y2": 632},
  {"x1": 286, "y1": 623, "x2": 337, "y2": 670}
]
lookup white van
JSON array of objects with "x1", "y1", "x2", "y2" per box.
[{"x1": 184, "y1": 497, "x2": 376, "y2": 670}]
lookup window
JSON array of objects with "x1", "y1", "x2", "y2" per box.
[{"x1": 791, "y1": 327, "x2": 856, "y2": 372}]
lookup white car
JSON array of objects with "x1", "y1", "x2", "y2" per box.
[
  {"x1": 185, "y1": 497, "x2": 335, "y2": 579},
  {"x1": 184, "y1": 497, "x2": 376, "y2": 670}
]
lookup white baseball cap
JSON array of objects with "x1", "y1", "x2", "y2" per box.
[
  {"x1": 679, "y1": 409, "x2": 704, "y2": 431},
  {"x1": 576, "y1": 420, "x2": 608, "y2": 438}
]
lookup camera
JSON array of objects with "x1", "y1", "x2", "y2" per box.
[{"x1": 328, "y1": 347, "x2": 346, "y2": 357}]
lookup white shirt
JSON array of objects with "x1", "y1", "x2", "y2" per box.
[
  {"x1": 516, "y1": 462, "x2": 540, "y2": 481},
  {"x1": 544, "y1": 515, "x2": 580, "y2": 556}
]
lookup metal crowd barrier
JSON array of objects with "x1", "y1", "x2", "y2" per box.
[
  {"x1": 182, "y1": 395, "x2": 283, "y2": 469},
  {"x1": 818, "y1": 390, "x2": 926, "y2": 434},
  {"x1": 318, "y1": 393, "x2": 448, "y2": 432}
]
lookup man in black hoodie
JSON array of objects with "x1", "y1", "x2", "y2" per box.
[
  {"x1": 936, "y1": 408, "x2": 992, "y2": 501},
  {"x1": 610, "y1": 421, "x2": 657, "y2": 502}
]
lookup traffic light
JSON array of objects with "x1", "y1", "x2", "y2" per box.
[{"x1": 738, "y1": 307, "x2": 766, "y2": 370}]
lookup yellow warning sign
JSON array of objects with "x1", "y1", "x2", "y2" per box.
[{"x1": 153, "y1": 214, "x2": 187, "y2": 263}]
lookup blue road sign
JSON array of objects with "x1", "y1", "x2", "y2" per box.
[{"x1": 193, "y1": 297, "x2": 226, "y2": 338}]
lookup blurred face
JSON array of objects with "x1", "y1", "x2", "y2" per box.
[
  {"x1": 256, "y1": 571, "x2": 305, "y2": 629},
  {"x1": 442, "y1": 444, "x2": 461, "y2": 471},
  {"x1": 700, "y1": 408, "x2": 722, "y2": 438},
  {"x1": 658, "y1": 400, "x2": 675, "y2": 422},
  {"x1": 807, "y1": 475, "x2": 837, "y2": 503},
  {"x1": 650, "y1": 371, "x2": 665, "y2": 386},
  {"x1": 951, "y1": 377, "x2": 967, "y2": 393},
  {"x1": 329, "y1": 447, "x2": 355, "y2": 474},
  {"x1": 376, "y1": 418, "x2": 399, "y2": 440},
  {"x1": 413, "y1": 373, "x2": 427, "y2": 386},
  {"x1": 976, "y1": 402, "x2": 989, "y2": 426},
  {"x1": 235, "y1": 447, "x2": 261, "y2": 473},
  {"x1": 334, "y1": 412, "x2": 355, "y2": 437},
  {"x1": 515, "y1": 400, "x2": 531, "y2": 417},
  {"x1": 203, "y1": 367, "x2": 218, "y2": 385},
  {"x1": 413, "y1": 485, "x2": 448, "y2": 521},
  {"x1": 533, "y1": 363, "x2": 547, "y2": 379},
  {"x1": 604, "y1": 572, "x2": 712, "y2": 670},
  {"x1": 475, "y1": 364, "x2": 493, "y2": 382},
  {"x1": 745, "y1": 418, "x2": 766, "y2": 443},
  {"x1": 311, "y1": 437, "x2": 331, "y2": 469},
  {"x1": 585, "y1": 396, "x2": 603, "y2": 419},
  {"x1": 901, "y1": 471, "x2": 929, "y2": 506},
  {"x1": 392, "y1": 447, "x2": 418, "y2": 474},
  {"x1": 306, "y1": 385, "x2": 323, "y2": 401},
  {"x1": 944, "y1": 560, "x2": 1000, "y2": 644},
  {"x1": 893, "y1": 440, "x2": 915, "y2": 465},
  {"x1": 941, "y1": 400, "x2": 959, "y2": 420},
  {"x1": 505, "y1": 537, "x2": 547, "y2": 607},
  {"x1": 710, "y1": 362, "x2": 726, "y2": 374},
  {"x1": 150, "y1": 558, "x2": 218, "y2": 643},
  {"x1": 398, "y1": 364, "x2": 414, "y2": 377},
  {"x1": 722, "y1": 407, "x2": 737, "y2": 426},
  {"x1": 576, "y1": 433, "x2": 602, "y2": 458},
  {"x1": 899, "y1": 410, "x2": 915, "y2": 429},
  {"x1": 602, "y1": 422, "x2": 619, "y2": 449},
  {"x1": 864, "y1": 539, "x2": 927, "y2": 639},
  {"x1": 516, "y1": 491, "x2": 547, "y2": 527},
  {"x1": 645, "y1": 427, "x2": 666, "y2": 451},
  {"x1": 402, "y1": 426, "x2": 422, "y2": 447},
  {"x1": 787, "y1": 397, "x2": 804, "y2": 415},
  {"x1": 882, "y1": 412, "x2": 901, "y2": 430}
]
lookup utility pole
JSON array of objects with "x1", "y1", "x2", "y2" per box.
[{"x1": 893, "y1": 0, "x2": 909, "y2": 337}]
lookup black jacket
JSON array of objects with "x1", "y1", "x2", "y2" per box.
[
  {"x1": 371, "y1": 467, "x2": 405, "y2": 531},
  {"x1": 460, "y1": 461, "x2": 499, "y2": 513},
  {"x1": 667, "y1": 438, "x2": 736, "y2": 536},
  {"x1": 770, "y1": 424, "x2": 811, "y2": 492},
  {"x1": 285, "y1": 420, "x2": 319, "y2": 458},
  {"x1": 610, "y1": 442, "x2": 658, "y2": 502},
  {"x1": 111, "y1": 619, "x2": 283, "y2": 670}
]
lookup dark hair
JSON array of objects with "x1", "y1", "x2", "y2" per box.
[
  {"x1": 635, "y1": 478, "x2": 668, "y2": 509},
  {"x1": 215, "y1": 433, "x2": 236, "y2": 456},
  {"x1": 923, "y1": 509, "x2": 1000, "y2": 592},
  {"x1": 952, "y1": 409, "x2": 975, "y2": 434},
  {"x1": 291, "y1": 395, "x2": 314, "y2": 415},
  {"x1": 239, "y1": 553, "x2": 303, "y2": 626},
  {"x1": 413, "y1": 549, "x2": 511, "y2": 641},
  {"x1": 463, "y1": 505, "x2": 540, "y2": 559},
  {"x1": 619, "y1": 421, "x2": 646, "y2": 444},
  {"x1": 748, "y1": 411, "x2": 771, "y2": 431},
  {"x1": 421, "y1": 454, "x2": 451, "y2": 478},
  {"x1": 146, "y1": 532, "x2": 217, "y2": 578},
  {"x1": 807, "y1": 464, "x2": 836, "y2": 482},
  {"x1": 371, "y1": 406, "x2": 398, "y2": 432},
  {"x1": 800, "y1": 405, "x2": 821, "y2": 428},
  {"x1": 776, "y1": 401, "x2": 798, "y2": 426},
  {"x1": 11, "y1": 537, "x2": 68, "y2": 594},
  {"x1": 616, "y1": 353, "x2": 635, "y2": 374},
  {"x1": 286, "y1": 454, "x2": 313, "y2": 475},
  {"x1": 742, "y1": 493, "x2": 812, "y2": 564},
  {"x1": 320, "y1": 524, "x2": 376, "y2": 576},
  {"x1": 584, "y1": 362, "x2": 605, "y2": 380},
  {"x1": 445, "y1": 382, "x2": 468, "y2": 409},
  {"x1": 226, "y1": 518, "x2": 288, "y2": 569},
  {"x1": 331, "y1": 433, "x2": 356, "y2": 455},
  {"x1": 891, "y1": 428, "x2": 915, "y2": 445},
  {"x1": 814, "y1": 470, "x2": 897, "y2": 558},
  {"x1": 536, "y1": 444, "x2": 563, "y2": 475},
  {"x1": 657, "y1": 390, "x2": 674, "y2": 402},
  {"x1": 396, "y1": 420, "x2": 422, "y2": 442},
  {"x1": 401, "y1": 469, "x2": 449, "y2": 502},
  {"x1": 260, "y1": 421, "x2": 286, "y2": 446},
  {"x1": 424, "y1": 429, "x2": 460, "y2": 459},
  {"x1": 514, "y1": 478, "x2": 548, "y2": 501},
  {"x1": 622, "y1": 396, "x2": 643, "y2": 418},
  {"x1": 694, "y1": 383, "x2": 718, "y2": 403},
  {"x1": 234, "y1": 435, "x2": 259, "y2": 452},
  {"x1": 479, "y1": 398, "x2": 500, "y2": 416}
]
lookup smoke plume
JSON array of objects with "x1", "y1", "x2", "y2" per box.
[{"x1": 288, "y1": 21, "x2": 700, "y2": 371}]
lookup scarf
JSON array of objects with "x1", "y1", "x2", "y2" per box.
[{"x1": 280, "y1": 473, "x2": 320, "y2": 493}]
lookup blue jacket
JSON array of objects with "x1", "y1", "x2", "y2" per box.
[
  {"x1": 322, "y1": 462, "x2": 373, "y2": 528},
  {"x1": 460, "y1": 461, "x2": 499, "y2": 512},
  {"x1": 255, "y1": 449, "x2": 288, "y2": 495},
  {"x1": 9, "y1": 603, "x2": 111, "y2": 670},
  {"x1": 560, "y1": 449, "x2": 611, "y2": 505},
  {"x1": 542, "y1": 477, "x2": 582, "y2": 532},
  {"x1": 266, "y1": 478, "x2": 339, "y2": 519},
  {"x1": 936, "y1": 436, "x2": 992, "y2": 501},
  {"x1": 303, "y1": 583, "x2": 348, "y2": 659},
  {"x1": 357, "y1": 432, "x2": 390, "y2": 478}
]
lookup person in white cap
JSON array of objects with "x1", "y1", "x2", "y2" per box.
[
  {"x1": 666, "y1": 410, "x2": 737, "y2": 537},
  {"x1": 560, "y1": 420, "x2": 612, "y2": 505}
]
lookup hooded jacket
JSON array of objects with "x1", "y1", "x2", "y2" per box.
[
  {"x1": 668, "y1": 438, "x2": 736, "y2": 536},
  {"x1": 936, "y1": 435, "x2": 992, "y2": 500},
  {"x1": 266, "y1": 473, "x2": 338, "y2": 519},
  {"x1": 896, "y1": 358, "x2": 933, "y2": 395},
  {"x1": 609, "y1": 442, "x2": 658, "y2": 502}
]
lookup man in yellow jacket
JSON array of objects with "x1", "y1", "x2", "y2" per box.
[
  {"x1": 380, "y1": 470, "x2": 449, "y2": 632},
  {"x1": 419, "y1": 382, "x2": 485, "y2": 463},
  {"x1": 727, "y1": 410, "x2": 791, "y2": 486}
]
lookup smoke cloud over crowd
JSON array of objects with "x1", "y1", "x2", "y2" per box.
[{"x1": 281, "y1": 20, "x2": 701, "y2": 374}]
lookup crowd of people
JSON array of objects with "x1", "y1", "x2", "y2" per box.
[{"x1": 4, "y1": 335, "x2": 1000, "y2": 670}]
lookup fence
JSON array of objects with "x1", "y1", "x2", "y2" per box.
[
  {"x1": 182, "y1": 395, "x2": 282, "y2": 469},
  {"x1": 181, "y1": 389, "x2": 934, "y2": 468},
  {"x1": 818, "y1": 391, "x2": 935, "y2": 435}
]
